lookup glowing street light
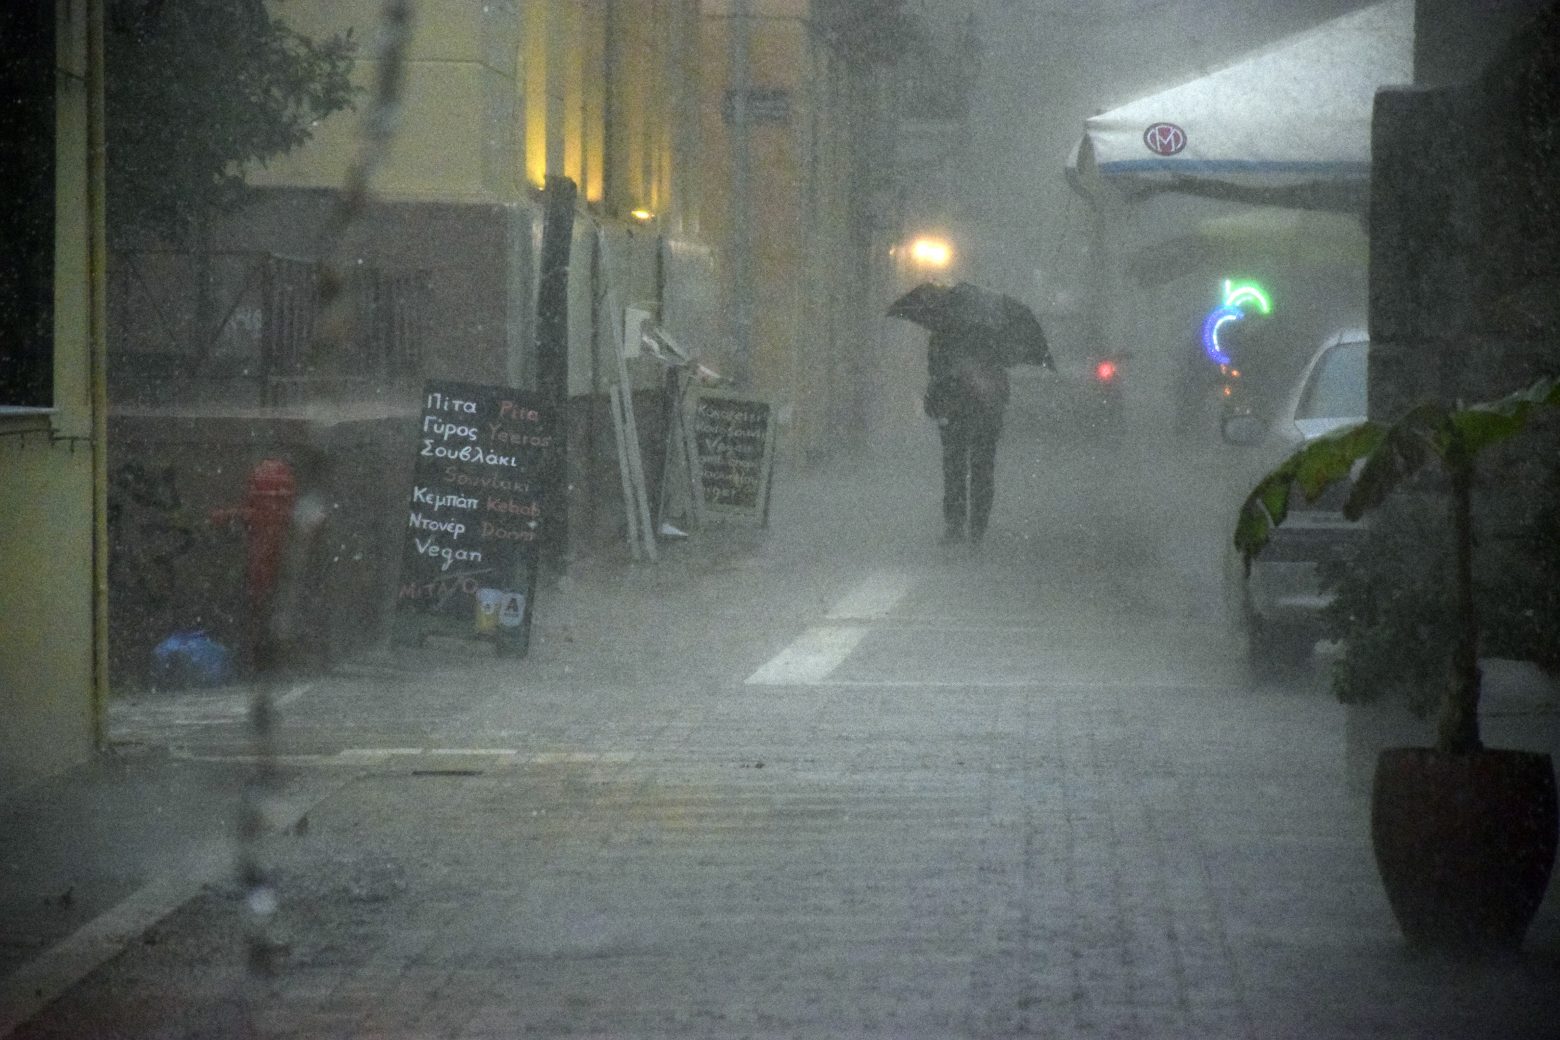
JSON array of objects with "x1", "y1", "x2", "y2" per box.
[{"x1": 907, "y1": 236, "x2": 953, "y2": 269}]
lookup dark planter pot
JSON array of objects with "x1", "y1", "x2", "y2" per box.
[{"x1": 1371, "y1": 747, "x2": 1558, "y2": 952}]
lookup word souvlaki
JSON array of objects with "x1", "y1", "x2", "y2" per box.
[
  {"x1": 420, "y1": 441, "x2": 520, "y2": 467},
  {"x1": 440, "y1": 467, "x2": 533, "y2": 494}
]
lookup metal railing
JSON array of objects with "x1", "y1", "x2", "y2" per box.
[{"x1": 108, "y1": 249, "x2": 428, "y2": 408}]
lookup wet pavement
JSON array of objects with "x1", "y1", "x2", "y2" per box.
[{"x1": 3, "y1": 422, "x2": 1558, "y2": 1038}]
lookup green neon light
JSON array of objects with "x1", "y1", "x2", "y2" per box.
[{"x1": 1223, "y1": 279, "x2": 1272, "y2": 315}]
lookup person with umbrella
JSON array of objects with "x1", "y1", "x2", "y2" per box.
[{"x1": 889, "y1": 282, "x2": 1052, "y2": 547}]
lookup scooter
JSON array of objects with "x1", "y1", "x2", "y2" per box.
[{"x1": 1216, "y1": 361, "x2": 1257, "y2": 433}]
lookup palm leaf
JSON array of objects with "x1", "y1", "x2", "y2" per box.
[
  {"x1": 1233, "y1": 421, "x2": 1383, "y2": 571},
  {"x1": 1448, "y1": 374, "x2": 1560, "y2": 455},
  {"x1": 1232, "y1": 465, "x2": 1296, "y2": 571},
  {"x1": 1236, "y1": 373, "x2": 1560, "y2": 570},
  {"x1": 1342, "y1": 403, "x2": 1448, "y2": 519},
  {"x1": 1233, "y1": 371, "x2": 1560, "y2": 751},
  {"x1": 1294, "y1": 422, "x2": 1386, "y2": 500}
]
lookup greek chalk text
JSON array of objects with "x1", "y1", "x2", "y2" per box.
[
  {"x1": 421, "y1": 441, "x2": 519, "y2": 467},
  {"x1": 408, "y1": 513, "x2": 466, "y2": 539},
  {"x1": 425, "y1": 391, "x2": 479, "y2": 413},
  {"x1": 411, "y1": 486, "x2": 478, "y2": 511},
  {"x1": 423, "y1": 415, "x2": 479, "y2": 442}
]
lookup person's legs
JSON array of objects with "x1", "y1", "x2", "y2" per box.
[
  {"x1": 939, "y1": 420, "x2": 969, "y2": 540},
  {"x1": 968, "y1": 419, "x2": 1000, "y2": 543}
]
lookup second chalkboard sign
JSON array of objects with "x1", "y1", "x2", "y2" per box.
[{"x1": 689, "y1": 389, "x2": 778, "y2": 523}]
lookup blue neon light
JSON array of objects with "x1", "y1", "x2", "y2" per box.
[{"x1": 1201, "y1": 305, "x2": 1241, "y2": 366}]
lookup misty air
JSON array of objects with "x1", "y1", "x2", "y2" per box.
[{"x1": 3, "y1": 1, "x2": 1559, "y2": 1037}]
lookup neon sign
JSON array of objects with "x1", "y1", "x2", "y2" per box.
[
  {"x1": 1222, "y1": 279, "x2": 1271, "y2": 314},
  {"x1": 1202, "y1": 306, "x2": 1242, "y2": 366},
  {"x1": 1201, "y1": 278, "x2": 1272, "y2": 365}
]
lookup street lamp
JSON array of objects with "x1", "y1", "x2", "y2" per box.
[{"x1": 907, "y1": 236, "x2": 953, "y2": 269}]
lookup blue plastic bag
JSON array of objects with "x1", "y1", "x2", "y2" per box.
[{"x1": 150, "y1": 630, "x2": 234, "y2": 690}]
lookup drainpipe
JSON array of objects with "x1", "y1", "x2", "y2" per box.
[
  {"x1": 728, "y1": 0, "x2": 754, "y2": 388},
  {"x1": 86, "y1": 0, "x2": 110, "y2": 748}
]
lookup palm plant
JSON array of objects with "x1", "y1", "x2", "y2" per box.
[{"x1": 1235, "y1": 374, "x2": 1560, "y2": 753}]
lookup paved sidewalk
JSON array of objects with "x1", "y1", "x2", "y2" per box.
[{"x1": 3, "y1": 434, "x2": 1559, "y2": 1039}]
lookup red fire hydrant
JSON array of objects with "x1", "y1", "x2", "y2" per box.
[{"x1": 211, "y1": 458, "x2": 298, "y2": 615}]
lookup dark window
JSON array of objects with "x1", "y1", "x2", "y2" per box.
[{"x1": 0, "y1": 4, "x2": 57, "y2": 409}]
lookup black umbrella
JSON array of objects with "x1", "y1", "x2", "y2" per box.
[{"x1": 887, "y1": 281, "x2": 1054, "y2": 369}]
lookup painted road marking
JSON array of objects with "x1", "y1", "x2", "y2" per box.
[
  {"x1": 0, "y1": 797, "x2": 308, "y2": 1040},
  {"x1": 336, "y1": 747, "x2": 425, "y2": 760},
  {"x1": 0, "y1": 870, "x2": 212, "y2": 1037},
  {"x1": 825, "y1": 570, "x2": 918, "y2": 620},
  {"x1": 528, "y1": 751, "x2": 637, "y2": 765},
  {"x1": 745, "y1": 626, "x2": 868, "y2": 685},
  {"x1": 110, "y1": 681, "x2": 315, "y2": 730},
  {"x1": 432, "y1": 747, "x2": 520, "y2": 757},
  {"x1": 809, "y1": 679, "x2": 1231, "y2": 691},
  {"x1": 164, "y1": 748, "x2": 635, "y2": 768},
  {"x1": 276, "y1": 681, "x2": 314, "y2": 707},
  {"x1": 745, "y1": 571, "x2": 918, "y2": 686}
]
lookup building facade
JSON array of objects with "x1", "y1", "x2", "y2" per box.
[
  {"x1": 1, "y1": 1, "x2": 108, "y2": 787},
  {"x1": 3, "y1": 0, "x2": 909, "y2": 783},
  {"x1": 226, "y1": 0, "x2": 902, "y2": 487}
]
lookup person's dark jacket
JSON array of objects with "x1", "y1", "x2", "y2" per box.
[{"x1": 924, "y1": 328, "x2": 1009, "y2": 425}]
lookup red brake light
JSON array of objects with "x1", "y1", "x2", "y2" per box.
[{"x1": 1094, "y1": 360, "x2": 1117, "y2": 382}]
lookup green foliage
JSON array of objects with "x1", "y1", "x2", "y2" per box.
[
  {"x1": 1235, "y1": 373, "x2": 1560, "y2": 749},
  {"x1": 1235, "y1": 375, "x2": 1560, "y2": 571},
  {"x1": 1320, "y1": 494, "x2": 1455, "y2": 715},
  {"x1": 1233, "y1": 421, "x2": 1384, "y2": 572},
  {"x1": 1461, "y1": 414, "x2": 1560, "y2": 672},
  {"x1": 106, "y1": 0, "x2": 358, "y2": 244},
  {"x1": 1322, "y1": 426, "x2": 1560, "y2": 705}
]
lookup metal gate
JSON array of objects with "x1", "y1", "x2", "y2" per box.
[{"x1": 109, "y1": 249, "x2": 429, "y2": 407}]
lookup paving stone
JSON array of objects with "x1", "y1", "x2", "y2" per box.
[{"x1": 5, "y1": 442, "x2": 1558, "y2": 1038}]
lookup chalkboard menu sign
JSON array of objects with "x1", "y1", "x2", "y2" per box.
[
  {"x1": 393, "y1": 380, "x2": 557, "y2": 656},
  {"x1": 690, "y1": 389, "x2": 778, "y2": 523}
]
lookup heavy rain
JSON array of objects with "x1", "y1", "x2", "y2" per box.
[{"x1": 2, "y1": 1, "x2": 1559, "y2": 1037}]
